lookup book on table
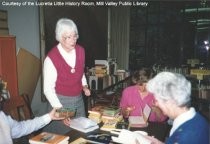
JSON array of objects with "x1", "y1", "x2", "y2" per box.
[
  {"x1": 69, "y1": 117, "x2": 99, "y2": 133},
  {"x1": 70, "y1": 135, "x2": 112, "y2": 144},
  {"x1": 100, "y1": 119, "x2": 118, "y2": 132},
  {"x1": 86, "y1": 133, "x2": 112, "y2": 144},
  {"x1": 88, "y1": 105, "x2": 122, "y2": 124},
  {"x1": 29, "y1": 132, "x2": 69, "y2": 144},
  {"x1": 128, "y1": 104, "x2": 151, "y2": 128},
  {"x1": 69, "y1": 137, "x2": 87, "y2": 144},
  {"x1": 102, "y1": 106, "x2": 120, "y2": 117},
  {"x1": 88, "y1": 109, "x2": 102, "y2": 124}
]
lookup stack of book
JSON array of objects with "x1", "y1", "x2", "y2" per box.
[
  {"x1": 100, "y1": 107, "x2": 123, "y2": 132},
  {"x1": 29, "y1": 132, "x2": 69, "y2": 144},
  {"x1": 88, "y1": 105, "x2": 124, "y2": 132},
  {"x1": 100, "y1": 114, "x2": 124, "y2": 132},
  {"x1": 101, "y1": 113, "x2": 123, "y2": 123},
  {"x1": 88, "y1": 105, "x2": 122, "y2": 123},
  {"x1": 94, "y1": 64, "x2": 107, "y2": 77},
  {"x1": 88, "y1": 105, "x2": 105, "y2": 123},
  {"x1": 88, "y1": 110, "x2": 102, "y2": 124},
  {"x1": 101, "y1": 106, "x2": 121, "y2": 123},
  {"x1": 100, "y1": 119, "x2": 119, "y2": 131}
]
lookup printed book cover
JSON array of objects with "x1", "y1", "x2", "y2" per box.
[
  {"x1": 100, "y1": 119, "x2": 118, "y2": 132},
  {"x1": 29, "y1": 132, "x2": 69, "y2": 144},
  {"x1": 102, "y1": 106, "x2": 120, "y2": 117}
]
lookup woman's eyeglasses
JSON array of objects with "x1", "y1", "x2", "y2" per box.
[{"x1": 63, "y1": 34, "x2": 78, "y2": 40}]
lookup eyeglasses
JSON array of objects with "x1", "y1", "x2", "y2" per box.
[{"x1": 63, "y1": 34, "x2": 78, "y2": 40}]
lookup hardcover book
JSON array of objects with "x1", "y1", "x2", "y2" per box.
[
  {"x1": 128, "y1": 104, "x2": 151, "y2": 128},
  {"x1": 69, "y1": 117, "x2": 99, "y2": 133},
  {"x1": 102, "y1": 106, "x2": 120, "y2": 117},
  {"x1": 55, "y1": 107, "x2": 75, "y2": 118},
  {"x1": 100, "y1": 119, "x2": 118, "y2": 132},
  {"x1": 29, "y1": 132, "x2": 69, "y2": 144}
]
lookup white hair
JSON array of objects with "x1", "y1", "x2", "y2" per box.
[
  {"x1": 147, "y1": 72, "x2": 191, "y2": 107},
  {"x1": 55, "y1": 18, "x2": 79, "y2": 42}
]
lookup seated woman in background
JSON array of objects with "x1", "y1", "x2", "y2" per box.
[{"x1": 120, "y1": 68, "x2": 167, "y2": 122}]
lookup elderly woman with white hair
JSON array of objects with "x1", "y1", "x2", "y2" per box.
[
  {"x1": 145, "y1": 72, "x2": 209, "y2": 144},
  {"x1": 43, "y1": 18, "x2": 91, "y2": 134}
]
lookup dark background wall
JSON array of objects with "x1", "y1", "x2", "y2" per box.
[
  {"x1": 43, "y1": 1, "x2": 210, "y2": 71},
  {"x1": 129, "y1": 2, "x2": 196, "y2": 70},
  {"x1": 43, "y1": 6, "x2": 108, "y2": 68}
]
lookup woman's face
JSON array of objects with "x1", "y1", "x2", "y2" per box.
[
  {"x1": 155, "y1": 99, "x2": 165, "y2": 113},
  {"x1": 60, "y1": 31, "x2": 78, "y2": 52},
  {"x1": 155, "y1": 98, "x2": 175, "y2": 119},
  {"x1": 138, "y1": 83, "x2": 146, "y2": 92}
]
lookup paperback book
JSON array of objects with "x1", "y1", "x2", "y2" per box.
[
  {"x1": 128, "y1": 104, "x2": 151, "y2": 128},
  {"x1": 69, "y1": 117, "x2": 99, "y2": 133}
]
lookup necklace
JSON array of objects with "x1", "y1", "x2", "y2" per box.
[{"x1": 71, "y1": 68, "x2": 75, "y2": 73}]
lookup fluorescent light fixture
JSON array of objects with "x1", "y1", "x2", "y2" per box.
[
  {"x1": 204, "y1": 40, "x2": 209, "y2": 45},
  {"x1": 206, "y1": 45, "x2": 209, "y2": 50}
]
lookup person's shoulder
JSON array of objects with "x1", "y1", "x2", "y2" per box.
[
  {"x1": 194, "y1": 112, "x2": 209, "y2": 125},
  {"x1": 76, "y1": 44, "x2": 84, "y2": 49},
  {"x1": 47, "y1": 46, "x2": 58, "y2": 55},
  {"x1": 75, "y1": 44, "x2": 85, "y2": 54}
]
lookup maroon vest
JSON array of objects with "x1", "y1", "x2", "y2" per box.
[{"x1": 47, "y1": 44, "x2": 85, "y2": 96}]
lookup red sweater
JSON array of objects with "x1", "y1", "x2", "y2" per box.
[{"x1": 48, "y1": 44, "x2": 85, "y2": 96}]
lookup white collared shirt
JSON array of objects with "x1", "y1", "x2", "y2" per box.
[
  {"x1": 43, "y1": 44, "x2": 88, "y2": 108},
  {"x1": 57, "y1": 43, "x2": 76, "y2": 68},
  {"x1": 169, "y1": 107, "x2": 196, "y2": 136},
  {"x1": 0, "y1": 111, "x2": 51, "y2": 144}
]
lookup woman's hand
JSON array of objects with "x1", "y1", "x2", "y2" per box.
[
  {"x1": 83, "y1": 85, "x2": 91, "y2": 96},
  {"x1": 63, "y1": 118, "x2": 71, "y2": 126},
  {"x1": 122, "y1": 106, "x2": 135, "y2": 118},
  {"x1": 48, "y1": 108, "x2": 65, "y2": 120}
]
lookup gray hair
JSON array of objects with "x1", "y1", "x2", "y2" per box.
[
  {"x1": 55, "y1": 18, "x2": 79, "y2": 42},
  {"x1": 147, "y1": 72, "x2": 191, "y2": 107}
]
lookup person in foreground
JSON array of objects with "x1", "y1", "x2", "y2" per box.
[
  {"x1": 43, "y1": 18, "x2": 91, "y2": 134},
  {"x1": 144, "y1": 72, "x2": 209, "y2": 144},
  {"x1": 120, "y1": 68, "x2": 167, "y2": 122},
  {"x1": 0, "y1": 83, "x2": 65, "y2": 144}
]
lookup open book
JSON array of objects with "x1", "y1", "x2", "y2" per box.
[
  {"x1": 128, "y1": 104, "x2": 151, "y2": 127},
  {"x1": 112, "y1": 129, "x2": 151, "y2": 144},
  {"x1": 29, "y1": 132, "x2": 69, "y2": 144}
]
